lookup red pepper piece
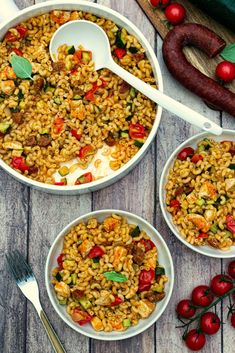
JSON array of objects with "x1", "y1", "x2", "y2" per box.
[
  {"x1": 177, "y1": 147, "x2": 195, "y2": 161},
  {"x1": 11, "y1": 157, "x2": 29, "y2": 172},
  {"x1": 191, "y1": 154, "x2": 204, "y2": 163},
  {"x1": 88, "y1": 245, "x2": 105, "y2": 259},
  {"x1": 57, "y1": 253, "x2": 64, "y2": 268},
  {"x1": 170, "y1": 199, "x2": 180, "y2": 208},
  {"x1": 139, "y1": 239, "x2": 155, "y2": 252},
  {"x1": 52, "y1": 117, "x2": 64, "y2": 135},
  {"x1": 75, "y1": 172, "x2": 93, "y2": 185},
  {"x1": 110, "y1": 295, "x2": 124, "y2": 306},
  {"x1": 78, "y1": 145, "x2": 94, "y2": 159},
  {"x1": 10, "y1": 48, "x2": 23, "y2": 56},
  {"x1": 54, "y1": 181, "x2": 66, "y2": 186},
  {"x1": 129, "y1": 123, "x2": 145, "y2": 140},
  {"x1": 198, "y1": 233, "x2": 208, "y2": 239},
  {"x1": 72, "y1": 308, "x2": 93, "y2": 326},
  {"x1": 71, "y1": 129, "x2": 82, "y2": 140},
  {"x1": 16, "y1": 26, "x2": 28, "y2": 38},
  {"x1": 114, "y1": 48, "x2": 126, "y2": 59},
  {"x1": 226, "y1": 215, "x2": 235, "y2": 234}
]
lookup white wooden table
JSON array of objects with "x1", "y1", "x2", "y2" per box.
[{"x1": 0, "y1": 1, "x2": 234, "y2": 352}]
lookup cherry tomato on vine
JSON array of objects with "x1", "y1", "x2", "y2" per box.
[
  {"x1": 210, "y1": 274, "x2": 233, "y2": 296},
  {"x1": 185, "y1": 329, "x2": 206, "y2": 351},
  {"x1": 165, "y1": 3, "x2": 186, "y2": 25},
  {"x1": 228, "y1": 260, "x2": 235, "y2": 279},
  {"x1": 176, "y1": 299, "x2": 196, "y2": 319},
  {"x1": 215, "y1": 61, "x2": 235, "y2": 82},
  {"x1": 149, "y1": 0, "x2": 170, "y2": 8},
  {"x1": 200, "y1": 312, "x2": 220, "y2": 335},
  {"x1": 231, "y1": 312, "x2": 235, "y2": 328},
  {"x1": 192, "y1": 285, "x2": 214, "y2": 307}
]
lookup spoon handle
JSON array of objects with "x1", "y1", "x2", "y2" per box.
[{"x1": 107, "y1": 60, "x2": 222, "y2": 135}]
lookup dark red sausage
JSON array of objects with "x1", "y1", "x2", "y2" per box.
[{"x1": 162, "y1": 23, "x2": 235, "y2": 118}]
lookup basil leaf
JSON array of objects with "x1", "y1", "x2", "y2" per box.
[
  {"x1": 155, "y1": 266, "x2": 165, "y2": 276},
  {"x1": 220, "y1": 44, "x2": 235, "y2": 63},
  {"x1": 10, "y1": 54, "x2": 33, "y2": 80},
  {"x1": 103, "y1": 271, "x2": 128, "y2": 282}
]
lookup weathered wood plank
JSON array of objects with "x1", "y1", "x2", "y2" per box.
[
  {"x1": 154, "y1": 36, "x2": 223, "y2": 353},
  {"x1": 92, "y1": 1, "x2": 156, "y2": 353}
]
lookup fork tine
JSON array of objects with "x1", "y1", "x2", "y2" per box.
[
  {"x1": 6, "y1": 253, "x2": 21, "y2": 281},
  {"x1": 6, "y1": 251, "x2": 34, "y2": 283},
  {"x1": 15, "y1": 250, "x2": 34, "y2": 278}
]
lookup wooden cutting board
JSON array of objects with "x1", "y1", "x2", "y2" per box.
[{"x1": 136, "y1": 0, "x2": 235, "y2": 94}]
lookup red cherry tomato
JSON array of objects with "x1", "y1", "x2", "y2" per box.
[
  {"x1": 165, "y1": 3, "x2": 186, "y2": 25},
  {"x1": 138, "y1": 269, "x2": 155, "y2": 292},
  {"x1": 210, "y1": 274, "x2": 233, "y2": 296},
  {"x1": 185, "y1": 329, "x2": 206, "y2": 351},
  {"x1": 11, "y1": 156, "x2": 29, "y2": 172},
  {"x1": 129, "y1": 123, "x2": 145, "y2": 140},
  {"x1": 176, "y1": 299, "x2": 196, "y2": 319},
  {"x1": 78, "y1": 145, "x2": 94, "y2": 159},
  {"x1": 228, "y1": 260, "x2": 235, "y2": 279},
  {"x1": 215, "y1": 61, "x2": 235, "y2": 82},
  {"x1": 88, "y1": 245, "x2": 105, "y2": 259},
  {"x1": 226, "y1": 215, "x2": 235, "y2": 234},
  {"x1": 71, "y1": 129, "x2": 82, "y2": 141},
  {"x1": 200, "y1": 312, "x2": 220, "y2": 335},
  {"x1": 139, "y1": 239, "x2": 155, "y2": 252},
  {"x1": 191, "y1": 154, "x2": 204, "y2": 164},
  {"x1": 114, "y1": 48, "x2": 126, "y2": 59},
  {"x1": 57, "y1": 253, "x2": 64, "y2": 268},
  {"x1": 192, "y1": 285, "x2": 214, "y2": 307},
  {"x1": 110, "y1": 295, "x2": 124, "y2": 306},
  {"x1": 231, "y1": 312, "x2": 235, "y2": 328},
  {"x1": 149, "y1": 0, "x2": 170, "y2": 8},
  {"x1": 170, "y1": 199, "x2": 180, "y2": 208},
  {"x1": 16, "y1": 25, "x2": 28, "y2": 38},
  {"x1": 177, "y1": 147, "x2": 194, "y2": 161}
]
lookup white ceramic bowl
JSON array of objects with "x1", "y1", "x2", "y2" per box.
[
  {"x1": 45, "y1": 209, "x2": 174, "y2": 340},
  {"x1": 0, "y1": 0, "x2": 163, "y2": 195},
  {"x1": 159, "y1": 129, "x2": 235, "y2": 259}
]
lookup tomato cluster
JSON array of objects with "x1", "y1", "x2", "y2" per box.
[
  {"x1": 176, "y1": 261, "x2": 235, "y2": 351},
  {"x1": 149, "y1": 1, "x2": 186, "y2": 26}
]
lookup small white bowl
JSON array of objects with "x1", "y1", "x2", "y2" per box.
[
  {"x1": 45, "y1": 209, "x2": 174, "y2": 340},
  {"x1": 159, "y1": 129, "x2": 235, "y2": 259}
]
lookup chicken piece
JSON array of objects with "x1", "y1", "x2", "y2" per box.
[
  {"x1": 204, "y1": 207, "x2": 217, "y2": 222},
  {"x1": 144, "y1": 291, "x2": 165, "y2": 303},
  {"x1": 91, "y1": 317, "x2": 104, "y2": 331},
  {"x1": 1, "y1": 80, "x2": 15, "y2": 95},
  {"x1": 207, "y1": 238, "x2": 220, "y2": 249},
  {"x1": 136, "y1": 299, "x2": 156, "y2": 318},
  {"x1": 103, "y1": 217, "x2": 120, "y2": 232},
  {"x1": 198, "y1": 181, "x2": 217, "y2": 200},
  {"x1": 38, "y1": 134, "x2": 51, "y2": 147},
  {"x1": 54, "y1": 282, "x2": 70, "y2": 298},
  {"x1": 225, "y1": 178, "x2": 235, "y2": 193},
  {"x1": 112, "y1": 246, "x2": 127, "y2": 269},
  {"x1": 12, "y1": 112, "x2": 23, "y2": 124},
  {"x1": 187, "y1": 214, "x2": 211, "y2": 233},
  {"x1": 78, "y1": 239, "x2": 94, "y2": 258},
  {"x1": 70, "y1": 101, "x2": 86, "y2": 120},
  {"x1": 94, "y1": 290, "x2": 112, "y2": 306},
  {"x1": 132, "y1": 244, "x2": 145, "y2": 265},
  {"x1": 186, "y1": 192, "x2": 198, "y2": 204}
]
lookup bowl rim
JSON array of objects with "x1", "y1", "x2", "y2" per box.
[
  {"x1": 159, "y1": 128, "x2": 235, "y2": 259},
  {"x1": 45, "y1": 209, "x2": 174, "y2": 340},
  {"x1": 0, "y1": 0, "x2": 163, "y2": 193}
]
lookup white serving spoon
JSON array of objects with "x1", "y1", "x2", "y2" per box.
[{"x1": 49, "y1": 20, "x2": 222, "y2": 135}]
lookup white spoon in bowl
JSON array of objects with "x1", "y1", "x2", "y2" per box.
[{"x1": 49, "y1": 20, "x2": 222, "y2": 135}]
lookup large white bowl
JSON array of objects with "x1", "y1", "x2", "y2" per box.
[
  {"x1": 45, "y1": 209, "x2": 174, "y2": 340},
  {"x1": 159, "y1": 129, "x2": 235, "y2": 259},
  {"x1": 0, "y1": 0, "x2": 163, "y2": 195}
]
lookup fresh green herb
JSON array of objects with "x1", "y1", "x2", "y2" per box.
[
  {"x1": 228, "y1": 163, "x2": 235, "y2": 170},
  {"x1": 155, "y1": 266, "x2": 165, "y2": 276},
  {"x1": 128, "y1": 46, "x2": 138, "y2": 54},
  {"x1": 67, "y1": 45, "x2": 75, "y2": 55},
  {"x1": 55, "y1": 272, "x2": 62, "y2": 281},
  {"x1": 103, "y1": 271, "x2": 128, "y2": 282},
  {"x1": 10, "y1": 54, "x2": 33, "y2": 80},
  {"x1": 220, "y1": 44, "x2": 235, "y2": 63},
  {"x1": 18, "y1": 90, "x2": 24, "y2": 100},
  {"x1": 130, "y1": 225, "x2": 141, "y2": 237},
  {"x1": 134, "y1": 140, "x2": 144, "y2": 148}
]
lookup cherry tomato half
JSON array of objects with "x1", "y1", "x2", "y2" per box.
[
  {"x1": 185, "y1": 329, "x2": 206, "y2": 351},
  {"x1": 165, "y1": 3, "x2": 186, "y2": 26},
  {"x1": 139, "y1": 239, "x2": 155, "y2": 252},
  {"x1": 78, "y1": 145, "x2": 94, "y2": 159},
  {"x1": 191, "y1": 285, "x2": 214, "y2": 307},
  {"x1": 210, "y1": 274, "x2": 233, "y2": 296},
  {"x1": 11, "y1": 156, "x2": 29, "y2": 172},
  {"x1": 176, "y1": 299, "x2": 196, "y2": 319},
  {"x1": 215, "y1": 61, "x2": 235, "y2": 83},
  {"x1": 226, "y1": 215, "x2": 235, "y2": 234},
  {"x1": 191, "y1": 154, "x2": 204, "y2": 164},
  {"x1": 228, "y1": 260, "x2": 235, "y2": 279},
  {"x1": 177, "y1": 147, "x2": 194, "y2": 161},
  {"x1": 114, "y1": 48, "x2": 126, "y2": 59},
  {"x1": 71, "y1": 129, "x2": 82, "y2": 141},
  {"x1": 149, "y1": 0, "x2": 170, "y2": 8},
  {"x1": 57, "y1": 253, "x2": 64, "y2": 268},
  {"x1": 129, "y1": 123, "x2": 145, "y2": 140},
  {"x1": 88, "y1": 245, "x2": 105, "y2": 259},
  {"x1": 200, "y1": 312, "x2": 220, "y2": 335},
  {"x1": 138, "y1": 269, "x2": 155, "y2": 292},
  {"x1": 231, "y1": 312, "x2": 235, "y2": 328}
]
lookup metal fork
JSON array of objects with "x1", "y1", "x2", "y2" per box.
[{"x1": 6, "y1": 250, "x2": 66, "y2": 353}]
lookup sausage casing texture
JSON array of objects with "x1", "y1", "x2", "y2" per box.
[{"x1": 162, "y1": 23, "x2": 235, "y2": 118}]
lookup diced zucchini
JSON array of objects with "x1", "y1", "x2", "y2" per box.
[
  {"x1": 130, "y1": 225, "x2": 140, "y2": 237},
  {"x1": 58, "y1": 166, "x2": 69, "y2": 177},
  {"x1": 115, "y1": 29, "x2": 126, "y2": 49},
  {"x1": 10, "y1": 107, "x2": 20, "y2": 113},
  {"x1": 206, "y1": 200, "x2": 215, "y2": 205},
  {"x1": 210, "y1": 223, "x2": 218, "y2": 234},
  {"x1": 228, "y1": 163, "x2": 235, "y2": 170},
  {"x1": 73, "y1": 95, "x2": 82, "y2": 100},
  {"x1": 40, "y1": 128, "x2": 49, "y2": 135},
  {"x1": 224, "y1": 230, "x2": 233, "y2": 238},
  {"x1": 130, "y1": 87, "x2": 137, "y2": 99},
  {"x1": 196, "y1": 199, "x2": 205, "y2": 206},
  {"x1": 82, "y1": 51, "x2": 92, "y2": 63},
  {"x1": 18, "y1": 90, "x2": 24, "y2": 100},
  {"x1": 71, "y1": 273, "x2": 77, "y2": 285},
  {"x1": 92, "y1": 262, "x2": 99, "y2": 269},
  {"x1": 123, "y1": 319, "x2": 131, "y2": 327},
  {"x1": 152, "y1": 284, "x2": 163, "y2": 293},
  {"x1": 128, "y1": 47, "x2": 138, "y2": 54},
  {"x1": 120, "y1": 131, "x2": 129, "y2": 138},
  {"x1": 155, "y1": 266, "x2": 165, "y2": 276},
  {"x1": 0, "y1": 122, "x2": 11, "y2": 134},
  {"x1": 67, "y1": 45, "x2": 75, "y2": 55},
  {"x1": 134, "y1": 140, "x2": 144, "y2": 148},
  {"x1": 55, "y1": 272, "x2": 62, "y2": 281},
  {"x1": 198, "y1": 145, "x2": 205, "y2": 152},
  {"x1": 0, "y1": 94, "x2": 5, "y2": 103},
  {"x1": 45, "y1": 84, "x2": 55, "y2": 93},
  {"x1": 93, "y1": 257, "x2": 100, "y2": 263},
  {"x1": 58, "y1": 299, "x2": 67, "y2": 305},
  {"x1": 65, "y1": 277, "x2": 72, "y2": 285},
  {"x1": 79, "y1": 298, "x2": 92, "y2": 310},
  {"x1": 54, "y1": 97, "x2": 61, "y2": 105}
]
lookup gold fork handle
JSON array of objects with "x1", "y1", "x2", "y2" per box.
[{"x1": 39, "y1": 309, "x2": 66, "y2": 353}]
